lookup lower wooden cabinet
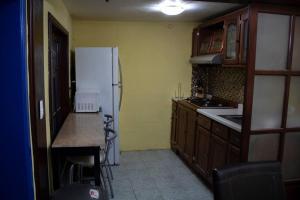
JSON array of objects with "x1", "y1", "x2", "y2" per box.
[
  {"x1": 170, "y1": 101, "x2": 178, "y2": 150},
  {"x1": 176, "y1": 105, "x2": 187, "y2": 154},
  {"x1": 208, "y1": 135, "x2": 228, "y2": 176},
  {"x1": 193, "y1": 125, "x2": 210, "y2": 177},
  {"x1": 171, "y1": 100, "x2": 242, "y2": 185},
  {"x1": 183, "y1": 108, "x2": 197, "y2": 164},
  {"x1": 227, "y1": 144, "x2": 241, "y2": 164}
]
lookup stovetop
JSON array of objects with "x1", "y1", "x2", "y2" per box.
[{"x1": 186, "y1": 97, "x2": 228, "y2": 108}]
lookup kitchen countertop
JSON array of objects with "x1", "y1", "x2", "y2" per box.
[
  {"x1": 172, "y1": 97, "x2": 186, "y2": 102},
  {"x1": 196, "y1": 108, "x2": 242, "y2": 132}
]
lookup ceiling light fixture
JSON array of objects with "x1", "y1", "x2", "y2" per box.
[{"x1": 159, "y1": 0, "x2": 185, "y2": 16}]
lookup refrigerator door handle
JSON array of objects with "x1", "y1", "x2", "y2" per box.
[{"x1": 118, "y1": 58, "x2": 123, "y2": 111}]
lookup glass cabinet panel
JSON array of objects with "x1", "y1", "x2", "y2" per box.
[
  {"x1": 287, "y1": 77, "x2": 300, "y2": 127},
  {"x1": 255, "y1": 13, "x2": 290, "y2": 70},
  {"x1": 226, "y1": 23, "x2": 237, "y2": 59},
  {"x1": 292, "y1": 17, "x2": 300, "y2": 70},
  {"x1": 199, "y1": 36, "x2": 211, "y2": 54},
  {"x1": 282, "y1": 132, "x2": 300, "y2": 180},
  {"x1": 210, "y1": 29, "x2": 223, "y2": 53},
  {"x1": 248, "y1": 134, "x2": 279, "y2": 161},
  {"x1": 251, "y1": 76, "x2": 285, "y2": 130}
]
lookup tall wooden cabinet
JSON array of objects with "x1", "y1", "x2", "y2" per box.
[{"x1": 188, "y1": 4, "x2": 300, "y2": 198}]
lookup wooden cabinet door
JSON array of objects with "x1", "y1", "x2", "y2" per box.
[
  {"x1": 227, "y1": 144, "x2": 241, "y2": 165},
  {"x1": 170, "y1": 104, "x2": 178, "y2": 150},
  {"x1": 194, "y1": 126, "x2": 210, "y2": 176},
  {"x1": 208, "y1": 135, "x2": 228, "y2": 176},
  {"x1": 176, "y1": 106, "x2": 187, "y2": 154},
  {"x1": 183, "y1": 109, "x2": 197, "y2": 163},
  {"x1": 192, "y1": 28, "x2": 200, "y2": 57},
  {"x1": 239, "y1": 11, "x2": 249, "y2": 65},
  {"x1": 223, "y1": 15, "x2": 241, "y2": 65}
]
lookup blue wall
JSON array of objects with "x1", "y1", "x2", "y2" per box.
[{"x1": 0, "y1": 0, "x2": 34, "y2": 200}]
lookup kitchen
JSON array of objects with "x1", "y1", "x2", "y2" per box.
[{"x1": 1, "y1": 0, "x2": 300, "y2": 200}]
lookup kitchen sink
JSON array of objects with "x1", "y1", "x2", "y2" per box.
[{"x1": 218, "y1": 115, "x2": 243, "y2": 125}]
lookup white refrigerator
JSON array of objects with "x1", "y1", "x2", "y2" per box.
[{"x1": 75, "y1": 47, "x2": 122, "y2": 165}]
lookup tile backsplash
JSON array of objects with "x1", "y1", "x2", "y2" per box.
[{"x1": 192, "y1": 66, "x2": 246, "y2": 103}]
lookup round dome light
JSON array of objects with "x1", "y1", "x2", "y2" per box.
[{"x1": 159, "y1": 0, "x2": 185, "y2": 16}]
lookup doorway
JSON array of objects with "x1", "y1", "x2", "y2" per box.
[{"x1": 48, "y1": 14, "x2": 70, "y2": 141}]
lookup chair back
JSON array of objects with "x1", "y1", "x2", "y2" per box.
[{"x1": 212, "y1": 161, "x2": 286, "y2": 200}]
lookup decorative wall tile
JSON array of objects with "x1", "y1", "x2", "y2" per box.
[{"x1": 192, "y1": 66, "x2": 246, "y2": 103}]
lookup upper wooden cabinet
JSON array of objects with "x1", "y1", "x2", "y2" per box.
[
  {"x1": 222, "y1": 10, "x2": 249, "y2": 65},
  {"x1": 191, "y1": 8, "x2": 249, "y2": 67}
]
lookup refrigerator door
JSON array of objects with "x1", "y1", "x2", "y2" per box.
[
  {"x1": 75, "y1": 47, "x2": 113, "y2": 116},
  {"x1": 111, "y1": 47, "x2": 120, "y2": 165}
]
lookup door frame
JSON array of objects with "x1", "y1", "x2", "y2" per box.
[
  {"x1": 48, "y1": 13, "x2": 70, "y2": 142},
  {"x1": 27, "y1": 0, "x2": 49, "y2": 199}
]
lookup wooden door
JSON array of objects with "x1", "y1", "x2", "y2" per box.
[
  {"x1": 208, "y1": 135, "x2": 228, "y2": 176},
  {"x1": 183, "y1": 108, "x2": 197, "y2": 163},
  {"x1": 194, "y1": 126, "x2": 210, "y2": 176},
  {"x1": 48, "y1": 14, "x2": 70, "y2": 141}
]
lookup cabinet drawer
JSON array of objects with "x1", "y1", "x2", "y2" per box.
[
  {"x1": 212, "y1": 122, "x2": 229, "y2": 140},
  {"x1": 229, "y1": 130, "x2": 241, "y2": 147},
  {"x1": 197, "y1": 115, "x2": 211, "y2": 130}
]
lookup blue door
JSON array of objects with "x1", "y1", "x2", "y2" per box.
[{"x1": 0, "y1": 0, "x2": 34, "y2": 200}]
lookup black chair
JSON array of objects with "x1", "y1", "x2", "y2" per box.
[
  {"x1": 212, "y1": 161, "x2": 286, "y2": 200},
  {"x1": 51, "y1": 184, "x2": 108, "y2": 200}
]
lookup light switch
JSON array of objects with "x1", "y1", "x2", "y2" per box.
[{"x1": 39, "y1": 100, "x2": 44, "y2": 120}]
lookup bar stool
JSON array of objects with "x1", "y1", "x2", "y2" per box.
[
  {"x1": 51, "y1": 184, "x2": 108, "y2": 200},
  {"x1": 103, "y1": 114, "x2": 114, "y2": 180},
  {"x1": 68, "y1": 129, "x2": 117, "y2": 198},
  {"x1": 104, "y1": 114, "x2": 113, "y2": 129}
]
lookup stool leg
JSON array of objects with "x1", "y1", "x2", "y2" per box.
[
  {"x1": 104, "y1": 165, "x2": 114, "y2": 198},
  {"x1": 107, "y1": 163, "x2": 114, "y2": 180},
  {"x1": 79, "y1": 165, "x2": 83, "y2": 183},
  {"x1": 100, "y1": 166, "x2": 109, "y2": 199},
  {"x1": 69, "y1": 164, "x2": 75, "y2": 184}
]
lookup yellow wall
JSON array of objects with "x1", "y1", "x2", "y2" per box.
[
  {"x1": 43, "y1": 0, "x2": 72, "y2": 191},
  {"x1": 73, "y1": 21, "x2": 195, "y2": 151}
]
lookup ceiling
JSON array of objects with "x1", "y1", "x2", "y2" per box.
[{"x1": 63, "y1": 0, "x2": 242, "y2": 22}]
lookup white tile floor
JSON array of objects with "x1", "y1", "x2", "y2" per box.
[{"x1": 111, "y1": 150, "x2": 213, "y2": 200}]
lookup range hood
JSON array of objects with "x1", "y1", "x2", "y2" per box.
[{"x1": 190, "y1": 54, "x2": 222, "y2": 65}]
